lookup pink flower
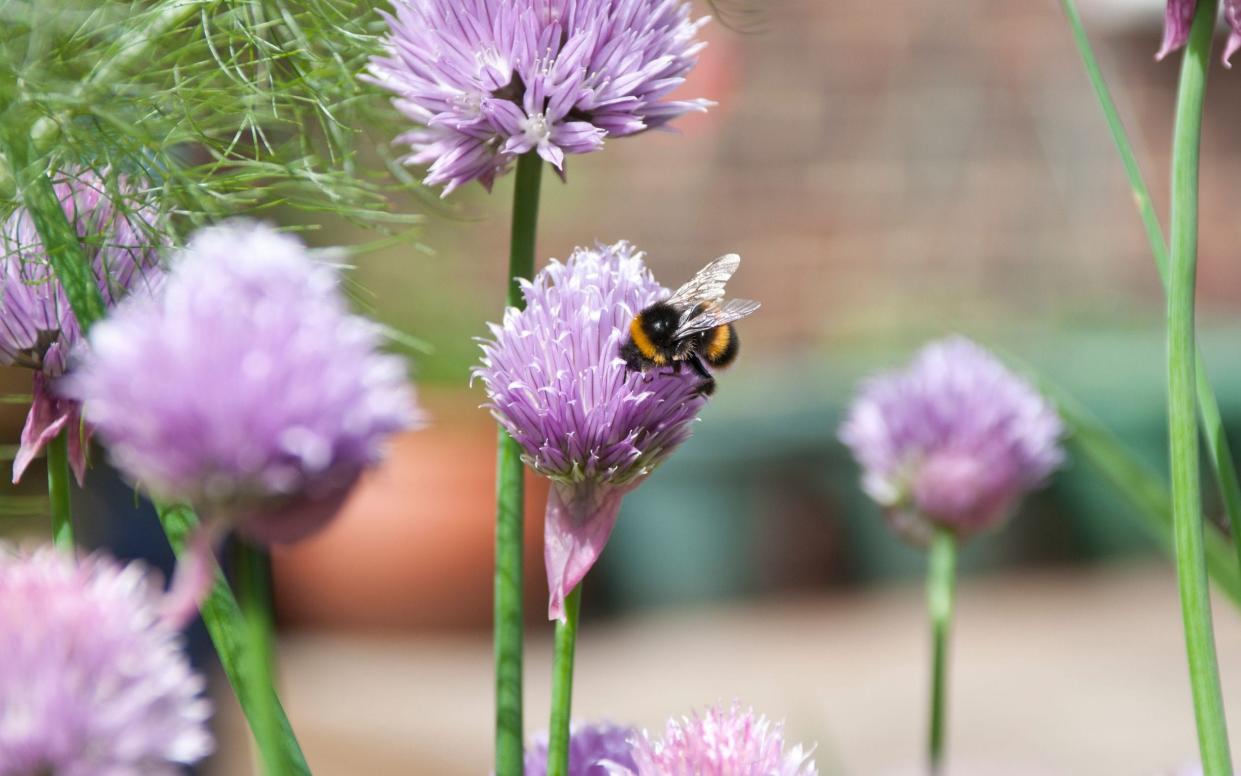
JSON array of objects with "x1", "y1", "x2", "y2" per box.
[
  {"x1": 628, "y1": 702, "x2": 817, "y2": 776},
  {"x1": 0, "y1": 546, "x2": 213, "y2": 775}
]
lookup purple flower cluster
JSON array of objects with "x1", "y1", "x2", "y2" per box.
[
  {"x1": 524, "y1": 722, "x2": 639, "y2": 776},
  {"x1": 366, "y1": 0, "x2": 712, "y2": 193},
  {"x1": 474, "y1": 241, "x2": 705, "y2": 619},
  {"x1": 523, "y1": 706, "x2": 818, "y2": 776},
  {"x1": 0, "y1": 546, "x2": 212, "y2": 775},
  {"x1": 64, "y1": 221, "x2": 420, "y2": 545},
  {"x1": 0, "y1": 167, "x2": 164, "y2": 484},
  {"x1": 1159, "y1": 0, "x2": 1241, "y2": 65},
  {"x1": 628, "y1": 702, "x2": 818, "y2": 776},
  {"x1": 839, "y1": 337, "x2": 1064, "y2": 543}
]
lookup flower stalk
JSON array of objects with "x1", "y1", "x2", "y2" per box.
[
  {"x1": 1059, "y1": 0, "x2": 1241, "y2": 575},
  {"x1": 547, "y1": 584, "x2": 583, "y2": 776},
  {"x1": 927, "y1": 527, "x2": 956, "y2": 775},
  {"x1": 237, "y1": 541, "x2": 288, "y2": 776},
  {"x1": 1166, "y1": 0, "x2": 1232, "y2": 770},
  {"x1": 46, "y1": 432, "x2": 74, "y2": 552},
  {"x1": 495, "y1": 151, "x2": 543, "y2": 776},
  {"x1": 160, "y1": 505, "x2": 311, "y2": 775}
]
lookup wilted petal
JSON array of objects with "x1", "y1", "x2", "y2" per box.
[
  {"x1": 1157, "y1": 0, "x2": 1198, "y2": 60},
  {"x1": 13, "y1": 372, "x2": 75, "y2": 484},
  {"x1": 66, "y1": 411, "x2": 90, "y2": 486},
  {"x1": 159, "y1": 527, "x2": 220, "y2": 629},
  {"x1": 1225, "y1": 0, "x2": 1241, "y2": 65},
  {"x1": 545, "y1": 481, "x2": 629, "y2": 621}
]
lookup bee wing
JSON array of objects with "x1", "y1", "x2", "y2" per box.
[
  {"x1": 664, "y1": 254, "x2": 741, "y2": 308},
  {"x1": 675, "y1": 298, "x2": 761, "y2": 338}
]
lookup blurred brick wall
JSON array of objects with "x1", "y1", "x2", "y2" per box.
[{"x1": 374, "y1": 0, "x2": 1241, "y2": 383}]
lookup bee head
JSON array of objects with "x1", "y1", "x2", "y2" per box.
[{"x1": 641, "y1": 303, "x2": 680, "y2": 348}]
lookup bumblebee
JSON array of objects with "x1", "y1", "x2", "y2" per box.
[{"x1": 620, "y1": 254, "x2": 760, "y2": 396}]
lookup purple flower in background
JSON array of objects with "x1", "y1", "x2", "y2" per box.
[
  {"x1": 63, "y1": 221, "x2": 421, "y2": 545},
  {"x1": 475, "y1": 241, "x2": 706, "y2": 619},
  {"x1": 366, "y1": 0, "x2": 712, "y2": 194},
  {"x1": 1158, "y1": 0, "x2": 1241, "y2": 66},
  {"x1": 0, "y1": 546, "x2": 212, "y2": 775},
  {"x1": 524, "y1": 721, "x2": 639, "y2": 776},
  {"x1": 0, "y1": 167, "x2": 164, "y2": 484},
  {"x1": 839, "y1": 337, "x2": 1064, "y2": 544},
  {"x1": 628, "y1": 702, "x2": 817, "y2": 776}
]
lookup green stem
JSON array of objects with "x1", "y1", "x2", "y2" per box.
[
  {"x1": 1059, "y1": 0, "x2": 1241, "y2": 578},
  {"x1": 494, "y1": 151, "x2": 543, "y2": 776},
  {"x1": 1167, "y1": 1, "x2": 1232, "y2": 772},
  {"x1": 46, "y1": 433, "x2": 73, "y2": 551},
  {"x1": 546, "y1": 584, "x2": 582, "y2": 776},
  {"x1": 1039, "y1": 377, "x2": 1241, "y2": 607},
  {"x1": 236, "y1": 541, "x2": 288, "y2": 776},
  {"x1": 927, "y1": 528, "x2": 956, "y2": 776},
  {"x1": 30, "y1": 0, "x2": 214, "y2": 153},
  {"x1": 159, "y1": 505, "x2": 311, "y2": 775}
]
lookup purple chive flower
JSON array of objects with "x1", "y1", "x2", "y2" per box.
[
  {"x1": 839, "y1": 337, "x2": 1064, "y2": 544},
  {"x1": 1159, "y1": 0, "x2": 1241, "y2": 66},
  {"x1": 365, "y1": 0, "x2": 712, "y2": 194},
  {"x1": 475, "y1": 241, "x2": 706, "y2": 619},
  {"x1": 524, "y1": 722, "x2": 639, "y2": 776},
  {"x1": 0, "y1": 167, "x2": 164, "y2": 484},
  {"x1": 0, "y1": 546, "x2": 213, "y2": 775},
  {"x1": 63, "y1": 221, "x2": 421, "y2": 546},
  {"x1": 627, "y1": 702, "x2": 817, "y2": 776}
]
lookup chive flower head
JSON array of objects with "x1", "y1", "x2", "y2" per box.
[
  {"x1": 63, "y1": 221, "x2": 420, "y2": 545},
  {"x1": 628, "y1": 702, "x2": 818, "y2": 776},
  {"x1": 524, "y1": 721, "x2": 639, "y2": 776},
  {"x1": 0, "y1": 168, "x2": 164, "y2": 484},
  {"x1": 474, "y1": 241, "x2": 706, "y2": 619},
  {"x1": 366, "y1": 0, "x2": 712, "y2": 194},
  {"x1": 839, "y1": 337, "x2": 1064, "y2": 543},
  {"x1": 0, "y1": 546, "x2": 212, "y2": 775}
]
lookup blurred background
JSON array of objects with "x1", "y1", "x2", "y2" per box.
[{"x1": 6, "y1": 0, "x2": 1241, "y2": 772}]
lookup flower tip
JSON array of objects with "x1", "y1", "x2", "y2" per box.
[
  {"x1": 543, "y1": 483, "x2": 628, "y2": 621},
  {"x1": 1224, "y1": 34, "x2": 1241, "y2": 67},
  {"x1": 159, "y1": 529, "x2": 217, "y2": 629}
]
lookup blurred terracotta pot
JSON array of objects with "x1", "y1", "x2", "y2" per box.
[{"x1": 272, "y1": 389, "x2": 547, "y2": 631}]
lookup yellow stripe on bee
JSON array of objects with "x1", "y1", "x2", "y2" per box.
[
  {"x1": 629, "y1": 317, "x2": 666, "y2": 364},
  {"x1": 705, "y1": 325, "x2": 731, "y2": 362}
]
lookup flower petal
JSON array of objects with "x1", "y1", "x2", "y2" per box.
[
  {"x1": 1157, "y1": 0, "x2": 1198, "y2": 61},
  {"x1": 1225, "y1": 0, "x2": 1241, "y2": 66},
  {"x1": 13, "y1": 372, "x2": 74, "y2": 484},
  {"x1": 544, "y1": 480, "x2": 629, "y2": 621},
  {"x1": 158, "y1": 527, "x2": 220, "y2": 630}
]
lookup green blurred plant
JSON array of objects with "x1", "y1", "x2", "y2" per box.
[
  {"x1": 0, "y1": 0, "x2": 421, "y2": 233},
  {"x1": 1059, "y1": 1, "x2": 1232, "y2": 768}
]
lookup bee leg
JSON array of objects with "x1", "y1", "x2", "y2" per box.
[{"x1": 687, "y1": 355, "x2": 716, "y2": 397}]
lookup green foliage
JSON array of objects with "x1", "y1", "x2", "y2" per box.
[{"x1": 0, "y1": 0, "x2": 423, "y2": 237}]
